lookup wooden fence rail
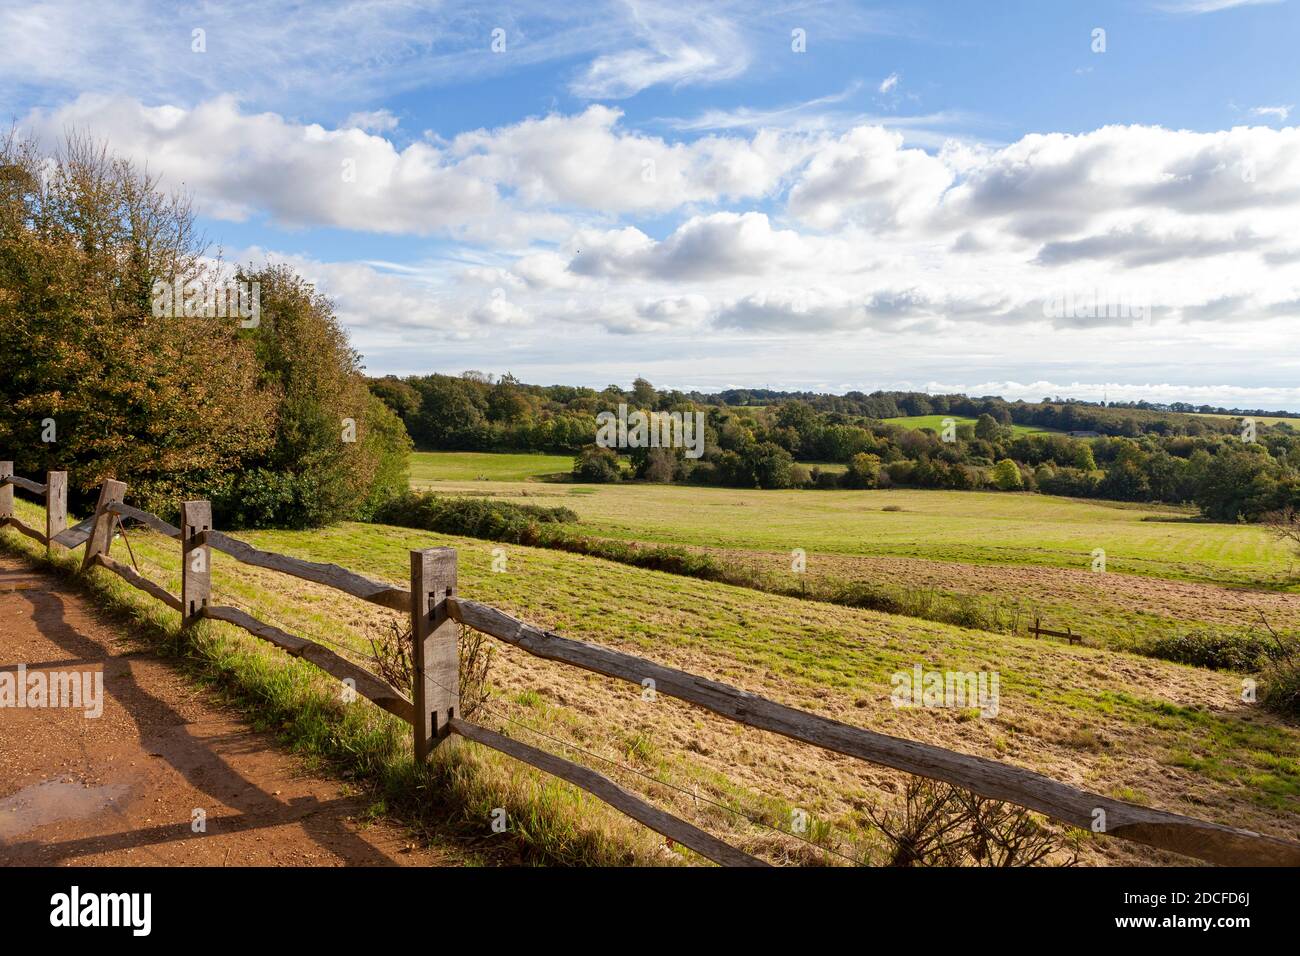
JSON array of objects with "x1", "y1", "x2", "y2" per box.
[
  {"x1": 448, "y1": 717, "x2": 767, "y2": 867},
  {"x1": 0, "y1": 463, "x2": 67, "y2": 553},
  {"x1": 2, "y1": 459, "x2": 1299, "y2": 867},
  {"x1": 1029, "y1": 617, "x2": 1081, "y2": 645}
]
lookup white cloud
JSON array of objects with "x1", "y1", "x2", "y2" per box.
[
  {"x1": 344, "y1": 109, "x2": 400, "y2": 133},
  {"x1": 0, "y1": 1, "x2": 764, "y2": 113},
  {"x1": 568, "y1": 213, "x2": 832, "y2": 281},
  {"x1": 660, "y1": 83, "x2": 864, "y2": 132},
  {"x1": 18, "y1": 90, "x2": 1300, "y2": 399},
  {"x1": 927, "y1": 380, "x2": 1300, "y2": 410},
  {"x1": 937, "y1": 125, "x2": 1300, "y2": 254},
  {"x1": 570, "y1": 6, "x2": 748, "y2": 99},
  {"x1": 878, "y1": 72, "x2": 900, "y2": 94},
  {"x1": 787, "y1": 126, "x2": 954, "y2": 230},
  {"x1": 1154, "y1": 0, "x2": 1282, "y2": 13},
  {"x1": 17, "y1": 96, "x2": 808, "y2": 241},
  {"x1": 451, "y1": 105, "x2": 811, "y2": 213},
  {"x1": 1251, "y1": 104, "x2": 1294, "y2": 122}
]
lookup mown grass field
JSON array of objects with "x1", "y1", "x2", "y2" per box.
[
  {"x1": 413, "y1": 477, "x2": 1294, "y2": 587},
  {"x1": 1192, "y1": 412, "x2": 1299, "y2": 429},
  {"x1": 6, "y1": 491, "x2": 1297, "y2": 867},
  {"x1": 410, "y1": 451, "x2": 572, "y2": 483},
  {"x1": 881, "y1": 414, "x2": 1057, "y2": 436},
  {"x1": 409, "y1": 451, "x2": 1300, "y2": 659}
]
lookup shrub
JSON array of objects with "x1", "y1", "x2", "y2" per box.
[
  {"x1": 866, "y1": 776, "x2": 1071, "y2": 867},
  {"x1": 844, "y1": 452, "x2": 882, "y2": 489},
  {"x1": 0, "y1": 133, "x2": 277, "y2": 516},
  {"x1": 0, "y1": 134, "x2": 411, "y2": 528},
  {"x1": 573, "y1": 444, "x2": 622, "y2": 482},
  {"x1": 635, "y1": 447, "x2": 678, "y2": 483},
  {"x1": 810, "y1": 467, "x2": 842, "y2": 490},
  {"x1": 992, "y1": 458, "x2": 1024, "y2": 491},
  {"x1": 886, "y1": 461, "x2": 915, "y2": 484},
  {"x1": 373, "y1": 491, "x2": 577, "y2": 545},
  {"x1": 219, "y1": 263, "x2": 410, "y2": 528},
  {"x1": 1145, "y1": 630, "x2": 1274, "y2": 671},
  {"x1": 1260, "y1": 651, "x2": 1300, "y2": 720}
]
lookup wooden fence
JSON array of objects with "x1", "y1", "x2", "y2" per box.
[
  {"x1": 1029, "y1": 617, "x2": 1082, "y2": 645},
  {"x1": 3, "y1": 461, "x2": 1299, "y2": 867}
]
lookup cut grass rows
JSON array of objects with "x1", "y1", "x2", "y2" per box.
[
  {"x1": 410, "y1": 479, "x2": 1295, "y2": 587},
  {"x1": 6, "y1": 491, "x2": 1297, "y2": 866}
]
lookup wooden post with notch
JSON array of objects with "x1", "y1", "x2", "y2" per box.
[
  {"x1": 411, "y1": 547, "x2": 458, "y2": 760},
  {"x1": 0, "y1": 461, "x2": 12, "y2": 523},
  {"x1": 181, "y1": 501, "x2": 212, "y2": 628},
  {"x1": 45, "y1": 471, "x2": 67, "y2": 553},
  {"x1": 82, "y1": 479, "x2": 127, "y2": 571}
]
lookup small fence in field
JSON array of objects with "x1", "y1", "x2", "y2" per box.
[
  {"x1": 1029, "y1": 618, "x2": 1082, "y2": 646},
  {"x1": 3, "y1": 460, "x2": 1299, "y2": 867}
]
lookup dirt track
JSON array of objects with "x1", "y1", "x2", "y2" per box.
[{"x1": 0, "y1": 556, "x2": 452, "y2": 866}]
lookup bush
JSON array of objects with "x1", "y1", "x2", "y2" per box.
[
  {"x1": 825, "y1": 580, "x2": 1021, "y2": 633},
  {"x1": 573, "y1": 445, "x2": 622, "y2": 482},
  {"x1": 214, "y1": 468, "x2": 319, "y2": 530},
  {"x1": 1260, "y1": 651, "x2": 1300, "y2": 719},
  {"x1": 220, "y1": 263, "x2": 410, "y2": 528},
  {"x1": 809, "y1": 467, "x2": 841, "y2": 490},
  {"x1": 0, "y1": 134, "x2": 412, "y2": 528},
  {"x1": 547, "y1": 536, "x2": 735, "y2": 580},
  {"x1": 843, "y1": 452, "x2": 881, "y2": 489},
  {"x1": 1145, "y1": 630, "x2": 1274, "y2": 671},
  {"x1": 992, "y1": 458, "x2": 1024, "y2": 491},
  {"x1": 886, "y1": 461, "x2": 915, "y2": 484},
  {"x1": 635, "y1": 447, "x2": 678, "y2": 483},
  {"x1": 373, "y1": 491, "x2": 577, "y2": 545}
]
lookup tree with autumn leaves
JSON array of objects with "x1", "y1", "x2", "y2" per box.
[{"x1": 0, "y1": 131, "x2": 409, "y2": 527}]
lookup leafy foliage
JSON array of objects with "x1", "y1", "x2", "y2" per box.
[
  {"x1": 0, "y1": 134, "x2": 409, "y2": 527},
  {"x1": 373, "y1": 491, "x2": 577, "y2": 544},
  {"x1": 1146, "y1": 630, "x2": 1275, "y2": 671}
]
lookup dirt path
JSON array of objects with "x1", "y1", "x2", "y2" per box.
[{"x1": 0, "y1": 556, "x2": 455, "y2": 866}]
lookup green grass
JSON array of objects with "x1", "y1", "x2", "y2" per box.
[
  {"x1": 404, "y1": 474, "x2": 1295, "y2": 587},
  {"x1": 402, "y1": 453, "x2": 1298, "y2": 664},
  {"x1": 797, "y1": 460, "x2": 847, "y2": 474},
  {"x1": 1191, "y1": 413, "x2": 1299, "y2": 429},
  {"x1": 8, "y1": 480, "x2": 1299, "y2": 864},
  {"x1": 881, "y1": 415, "x2": 1058, "y2": 436},
  {"x1": 410, "y1": 451, "x2": 573, "y2": 484}
]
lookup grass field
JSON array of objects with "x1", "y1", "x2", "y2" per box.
[
  {"x1": 6, "y1": 493, "x2": 1298, "y2": 866},
  {"x1": 1192, "y1": 412, "x2": 1299, "y2": 429},
  {"x1": 881, "y1": 415, "x2": 1057, "y2": 436},
  {"x1": 412, "y1": 478, "x2": 1294, "y2": 587},
  {"x1": 410, "y1": 451, "x2": 572, "y2": 483},
  {"x1": 406, "y1": 452, "x2": 1300, "y2": 658}
]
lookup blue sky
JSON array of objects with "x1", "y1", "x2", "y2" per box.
[{"x1": 5, "y1": 0, "x2": 1300, "y2": 407}]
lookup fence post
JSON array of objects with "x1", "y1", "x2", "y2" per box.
[
  {"x1": 45, "y1": 471, "x2": 67, "y2": 553},
  {"x1": 0, "y1": 462, "x2": 12, "y2": 523},
  {"x1": 81, "y1": 479, "x2": 127, "y2": 571},
  {"x1": 181, "y1": 501, "x2": 212, "y2": 628},
  {"x1": 411, "y1": 547, "x2": 458, "y2": 761}
]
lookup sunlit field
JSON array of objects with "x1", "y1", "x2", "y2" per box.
[
  {"x1": 7, "y1": 494, "x2": 1298, "y2": 866},
  {"x1": 407, "y1": 451, "x2": 1300, "y2": 660},
  {"x1": 410, "y1": 450, "x2": 572, "y2": 483},
  {"x1": 881, "y1": 415, "x2": 1058, "y2": 436},
  {"x1": 1191, "y1": 413, "x2": 1298, "y2": 429},
  {"x1": 412, "y1": 466, "x2": 1294, "y2": 588}
]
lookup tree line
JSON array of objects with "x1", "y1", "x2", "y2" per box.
[{"x1": 370, "y1": 372, "x2": 1300, "y2": 522}]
